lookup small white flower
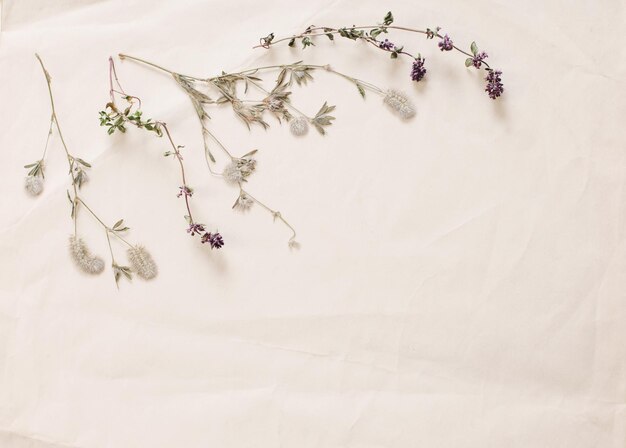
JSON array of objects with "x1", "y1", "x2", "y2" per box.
[
  {"x1": 383, "y1": 89, "x2": 416, "y2": 119},
  {"x1": 223, "y1": 161, "x2": 244, "y2": 184},
  {"x1": 290, "y1": 116, "x2": 309, "y2": 136},
  {"x1": 24, "y1": 175, "x2": 44, "y2": 196},
  {"x1": 68, "y1": 235, "x2": 104, "y2": 275},
  {"x1": 127, "y1": 245, "x2": 158, "y2": 280}
]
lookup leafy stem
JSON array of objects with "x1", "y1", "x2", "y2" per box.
[
  {"x1": 256, "y1": 24, "x2": 484, "y2": 65},
  {"x1": 35, "y1": 54, "x2": 80, "y2": 206}
]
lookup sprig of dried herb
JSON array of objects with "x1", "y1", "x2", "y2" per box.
[
  {"x1": 103, "y1": 57, "x2": 224, "y2": 250},
  {"x1": 256, "y1": 11, "x2": 504, "y2": 99},
  {"x1": 117, "y1": 53, "x2": 300, "y2": 247},
  {"x1": 31, "y1": 54, "x2": 156, "y2": 286},
  {"x1": 113, "y1": 52, "x2": 426, "y2": 246}
]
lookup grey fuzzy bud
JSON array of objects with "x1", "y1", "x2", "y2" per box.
[
  {"x1": 25, "y1": 176, "x2": 44, "y2": 196},
  {"x1": 127, "y1": 245, "x2": 157, "y2": 280},
  {"x1": 383, "y1": 89, "x2": 416, "y2": 119},
  {"x1": 68, "y1": 235, "x2": 104, "y2": 275},
  {"x1": 88, "y1": 257, "x2": 105, "y2": 275},
  {"x1": 290, "y1": 116, "x2": 309, "y2": 136},
  {"x1": 223, "y1": 161, "x2": 244, "y2": 184}
]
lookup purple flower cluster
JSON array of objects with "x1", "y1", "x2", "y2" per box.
[
  {"x1": 485, "y1": 69, "x2": 504, "y2": 99},
  {"x1": 201, "y1": 232, "x2": 224, "y2": 249},
  {"x1": 187, "y1": 223, "x2": 205, "y2": 236},
  {"x1": 177, "y1": 186, "x2": 193, "y2": 198},
  {"x1": 438, "y1": 34, "x2": 454, "y2": 51},
  {"x1": 379, "y1": 39, "x2": 394, "y2": 51},
  {"x1": 472, "y1": 51, "x2": 488, "y2": 69},
  {"x1": 410, "y1": 57, "x2": 426, "y2": 82},
  {"x1": 187, "y1": 223, "x2": 224, "y2": 249}
]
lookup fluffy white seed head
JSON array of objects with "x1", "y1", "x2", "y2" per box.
[
  {"x1": 25, "y1": 176, "x2": 44, "y2": 196},
  {"x1": 223, "y1": 161, "x2": 244, "y2": 184},
  {"x1": 290, "y1": 116, "x2": 309, "y2": 136},
  {"x1": 383, "y1": 89, "x2": 416, "y2": 119},
  {"x1": 68, "y1": 235, "x2": 104, "y2": 275},
  {"x1": 127, "y1": 245, "x2": 158, "y2": 280}
]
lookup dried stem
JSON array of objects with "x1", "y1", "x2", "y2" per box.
[
  {"x1": 254, "y1": 24, "x2": 489, "y2": 69},
  {"x1": 240, "y1": 187, "x2": 297, "y2": 247},
  {"x1": 36, "y1": 53, "x2": 136, "y2": 271},
  {"x1": 115, "y1": 53, "x2": 300, "y2": 246}
]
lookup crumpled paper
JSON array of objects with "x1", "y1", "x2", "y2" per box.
[{"x1": 0, "y1": 0, "x2": 624, "y2": 447}]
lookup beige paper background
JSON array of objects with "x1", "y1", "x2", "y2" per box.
[{"x1": 1, "y1": 0, "x2": 625, "y2": 446}]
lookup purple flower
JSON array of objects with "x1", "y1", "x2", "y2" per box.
[
  {"x1": 410, "y1": 57, "x2": 426, "y2": 82},
  {"x1": 201, "y1": 232, "x2": 224, "y2": 249},
  {"x1": 187, "y1": 223, "x2": 205, "y2": 236},
  {"x1": 485, "y1": 69, "x2": 504, "y2": 99},
  {"x1": 379, "y1": 39, "x2": 394, "y2": 51},
  {"x1": 472, "y1": 51, "x2": 488, "y2": 69},
  {"x1": 177, "y1": 186, "x2": 193, "y2": 198},
  {"x1": 438, "y1": 34, "x2": 454, "y2": 51}
]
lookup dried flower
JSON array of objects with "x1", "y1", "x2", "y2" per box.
[
  {"x1": 379, "y1": 39, "x2": 394, "y2": 50},
  {"x1": 89, "y1": 257, "x2": 105, "y2": 275},
  {"x1": 256, "y1": 13, "x2": 504, "y2": 100},
  {"x1": 24, "y1": 175, "x2": 44, "y2": 196},
  {"x1": 290, "y1": 116, "x2": 309, "y2": 136},
  {"x1": 127, "y1": 245, "x2": 158, "y2": 280},
  {"x1": 68, "y1": 235, "x2": 105, "y2": 275},
  {"x1": 233, "y1": 192, "x2": 254, "y2": 210},
  {"x1": 71, "y1": 161, "x2": 90, "y2": 189},
  {"x1": 438, "y1": 34, "x2": 454, "y2": 51},
  {"x1": 177, "y1": 186, "x2": 193, "y2": 198},
  {"x1": 223, "y1": 163, "x2": 244, "y2": 184},
  {"x1": 485, "y1": 69, "x2": 504, "y2": 99},
  {"x1": 266, "y1": 96, "x2": 284, "y2": 112},
  {"x1": 238, "y1": 157, "x2": 257, "y2": 176},
  {"x1": 410, "y1": 57, "x2": 426, "y2": 82},
  {"x1": 187, "y1": 223, "x2": 205, "y2": 236},
  {"x1": 201, "y1": 232, "x2": 224, "y2": 249},
  {"x1": 383, "y1": 89, "x2": 415, "y2": 119},
  {"x1": 472, "y1": 51, "x2": 488, "y2": 69},
  {"x1": 223, "y1": 154, "x2": 257, "y2": 185}
]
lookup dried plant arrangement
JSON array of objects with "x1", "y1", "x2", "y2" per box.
[
  {"x1": 109, "y1": 8, "x2": 503, "y2": 249},
  {"x1": 25, "y1": 54, "x2": 157, "y2": 287},
  {"x1": 109, "y1": 56, "x2": 313, "y2": 247},
  {"x1": 257, "y1": 11, "x2": 504, "y2": 100},
  {"x1": 111, "y1": 42, "x2": 440, "y2": 248},
  {"x1": 99, "y1": 58, "x2": 224, "y2": 249},
  {"x1": 24, "y1": 11, "x2": 505, "y2": 285}
]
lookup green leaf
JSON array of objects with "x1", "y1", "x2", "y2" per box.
[
  {"x1": 75, "y1": 158, "x2": 91, "y2": 168},
  {"x1": 356, "y1": 83, "x2": 366, "y2": 98},
  {"x1": 113, "y1": 219, "x2": 124, "y2": 229},
  {"x1": 383, "y1": 11, "x2": 394, "y2": 26},
  {"x1": 302, "y1": 36, "x2": 314, "y2": 49},
  {"x1": 242, "y1": 149, "x2": 258, "y2": 158},
  {"x1": 288, "y1": 38, "x2": 296, "y2": 47},
  {"x1": 471, "y1": 41, "x2": 478, "y2": 55},
  {"x1": 465, "y1": 58, "x2": 473, "y2": 67}
]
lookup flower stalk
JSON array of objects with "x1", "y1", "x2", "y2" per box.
[
  {"x1": 255, "y1": 11, "x2": 504, "y2": 99},
  {"x1": 31, "y1": 54, "x2": 156, "y2": 286},
  {"x1": 102, "y1": 58, "x2": 224, "y2": 249}
]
